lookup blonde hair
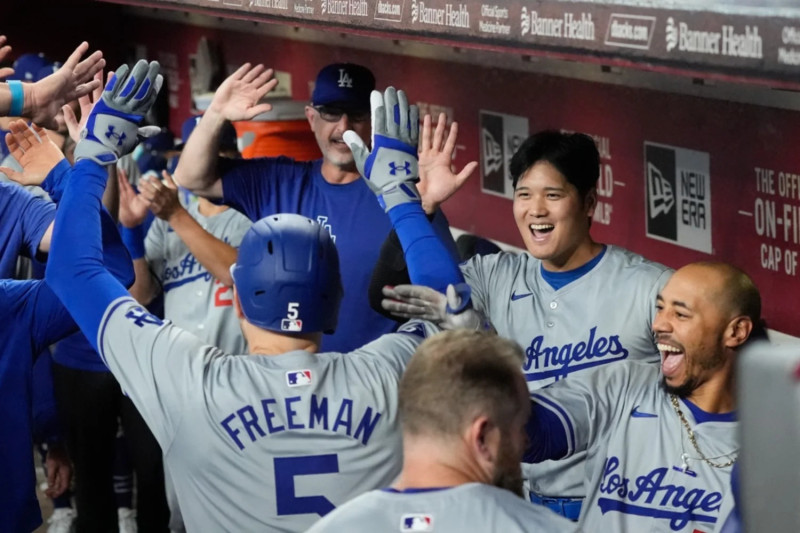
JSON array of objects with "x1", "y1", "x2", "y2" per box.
[{"x1": 399, "y1": 330, "x2": 525, "y2": 437}]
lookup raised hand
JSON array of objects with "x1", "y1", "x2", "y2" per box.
[
  {"x1": 343, "y1": 86, "x2": 421, "y2": 212},
  {"x1": 63, "y1": 69, "x2": 107, "y2": 143},
  {"x1": 0, "y1": 120, "x2": 66, "y2": 186},
  {"x1": 75, "y1": 60, "x2": 163, "y2": 166},
  {"x1": 418, "y1": 113, "x2": 477, "y2": 213},
  {"x1": 207, "y1": 63, "x2": 277, "y2": 121},
  {"x1": 117, "y1": 168, "x2": 150, "y2": 228},
  {"x1": 26, "y1": 42, "x2": 105, "y2": 129},
  {"x1": 382, "y1": 283, "x2": 493, "y2": 331},
  {"x1": 137, "y1": 170, "x2": 184, "y2": 221},
  {"x1": 0, "y1": 36, "x2": 14, "y2": 78}
]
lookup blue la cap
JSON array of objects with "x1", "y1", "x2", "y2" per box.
[
  {"x1": 311, "y1": 63, "x2": 375, "y2": 111},
  {"x1": 6, "y1": 53, "x2": 53, "y2": 82},
  {"x1": 177, "y1": 115, "x2": 237, "y2": 152}
]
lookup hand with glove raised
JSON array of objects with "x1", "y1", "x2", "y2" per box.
[
  {"x1": 75, "y1": 60, "x2": 163, "y2": 166},
  {"x1": 382, "y1": 283, "x2": 494, "y2": 332},
  {"x1": 343, "y1": 86, "x2": 421, "y2": 212}
]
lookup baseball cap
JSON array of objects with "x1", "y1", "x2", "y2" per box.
[
  {"x1": 6, "y1": 53, "x2": 53, "y2": 82},
  {"x1": 311, "y1": 63, "x2": 375, "y2": 112},
  {"x1": 176, "y1": 115, "x2": 238, "y2": 152}
]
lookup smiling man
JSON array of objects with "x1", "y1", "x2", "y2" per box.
[
  {"x1": 378, "y1": 129, "x2": 673, "y2": 517},
  {"x1": 523, "y1": 262, "x2": 762, "y2": 532},
  {"x1": 174, "y1": 62, "x2": 456, "y2": 353}
]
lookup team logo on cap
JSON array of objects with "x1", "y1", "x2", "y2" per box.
[
  {"x1": 337, "y1": 69, "x2": 353, "y2": 88},
  {"x1": 400, "y1": 514, "x2": 433, "y2": 532},
  {"x1": 286, "y1": 370, "x2": 312, "y2": 387}
]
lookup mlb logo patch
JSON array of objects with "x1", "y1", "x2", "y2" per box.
[
  {"x1": 281, "y1": 318, "x2": 303, "y2": 332},
  {"x1": 286, "y1": 370, "x2": 312, "y2": 387},
  {"x1": 400, "y1": 514, "x2": 433, "y2": 532}
]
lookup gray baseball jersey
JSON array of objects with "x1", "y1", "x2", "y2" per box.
[
  {"x1": 306, "y1": 483, "x2": 576, "y2": 533},
  {"x1": 460, "y1": 245, "x2": 672, "y2": 497},
  {"x1": 144, "y1": 202, "x2": 251, "y2": 354},
  {"x1": 533, "y1": 361, "x2": 737, "y2": 533},
  {"x1": 95, "y1": 296, "x2": 439, "y2": 532}
]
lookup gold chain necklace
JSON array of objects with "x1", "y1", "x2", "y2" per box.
[{"x1": 670, "y1": 394, "x2": 737, "y2": 469}]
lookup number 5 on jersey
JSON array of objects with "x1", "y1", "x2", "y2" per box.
[
  {"x1": 281, "y1": 302, "x2": 302, "y2": 332},
  {"x1": 274, "y1": 454, "x2": 339, "y2": 516}
]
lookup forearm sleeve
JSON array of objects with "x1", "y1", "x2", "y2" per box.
[
  {"x1": 387, "y1": 203, "x2": 464, "y2": 291},
  {"x1": 46, "y1": 160, "x2": 132, "y2": 353}
]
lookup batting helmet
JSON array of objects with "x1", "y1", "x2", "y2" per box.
[{"x1": 231, "y1": 214, "x2": 342, "y2": 334}]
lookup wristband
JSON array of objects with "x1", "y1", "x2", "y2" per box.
[
  {"x1": 119, "y1": 223, "x2": 147, "y2": 260},
  {"x1": 7, "y1": 80, "x2": 23, "y2": 117}
]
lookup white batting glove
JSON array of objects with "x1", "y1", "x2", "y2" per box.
[
  {"x1": 75, "y1": 60, "x2": 163, "y2": 166},
  {"x1": 382, "y1": 283, "x2": 493, "y2": 331},
  {"x1": 343, "y1": 86, "x2": 421, "y2": 212}
]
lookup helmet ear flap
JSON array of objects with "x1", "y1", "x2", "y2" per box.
[{"x1": 232, "y1": 214, "x2": 342, "y2": 334}]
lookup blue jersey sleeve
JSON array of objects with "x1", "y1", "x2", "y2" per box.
[
  {"x1": 387, "y1": 203, "x2": 464, "y2": 293},
  {"x1": 1, "y1": 280, "x2": 76, "y2": 354},
  {"x1": 0, "y1": 181, "x2": 55, "y2": 267},
  {"x1": 523, "y1": 399, "x2": 571, "y2": 463},
  {"x1": 45, "y1": 160, "x2": 134, "y2": 353}
]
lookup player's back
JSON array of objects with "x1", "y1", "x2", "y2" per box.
[
  {"x1": 307, "y1": 483, "x2": 576, "y2": 533},
  {"x1": 163, "y1": 325, "x2": 429, "y2": 532}
]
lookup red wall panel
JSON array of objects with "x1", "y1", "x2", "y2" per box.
[{"x1": 127, "y1": 17, "x2": 800, "y2": 336}]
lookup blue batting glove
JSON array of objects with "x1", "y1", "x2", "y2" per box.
[
  {"x1": 343, "y1": 87, "x2": 421, "y2": 212},
  {"x1": 75, "y1": 60, "x2": 163, "y2": 166}
]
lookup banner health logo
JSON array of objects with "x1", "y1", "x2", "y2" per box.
[
  {"x1": 411, "y1": 0, "x2": 418, "y2": 22},
  {"x1": 666, "y1": 17, "x2": 678, "y2": 51},
  {"x1": 645, "y1": 142, "x2": 712, "y2": 253},
  {"x1": 520, "y1": 6, "x2": 530, "y2": 35},
  {"x1": 604, "y1": 14, "x2": 656, "y2": 50}
]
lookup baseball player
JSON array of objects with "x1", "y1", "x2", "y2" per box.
[
  {"x1": 377, "y1": 129, "x2": 673, "y2": 517},
  {"x1": 118, "y1": 117, "x2": 252, "y2": 355},
  {"x1": 5, "y1": 116, "x2": 172, "y2": 533},
  {"x1": 46, "y1": 61, "x2": 480, "y2": 532},
  {"x1": 523, "y1": 262, "x2": 761, "y2": 532},
  {"x1": 0, "y1": 136, "x2": 133, "y2": 530},
  {"x1": 173, "y1": 62, "x2": 460, "y2": 353},
  {"x1": 307, "y1": 330, "x2": 574, "y2": 533}
]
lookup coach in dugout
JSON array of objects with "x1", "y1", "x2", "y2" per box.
[{"x1": 172, "y1": 61, "x2": 462, "y2": 353}]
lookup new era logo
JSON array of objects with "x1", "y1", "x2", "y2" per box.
[
  {"x1": 647, "y1": 162, "x2": 674, "y2": 218},
  {"x1": 401, "y1": 514, "x2": 433, "y2": 532},
  {"x1": 286, "y1": 370, "x2": 312, "y2": 387}
]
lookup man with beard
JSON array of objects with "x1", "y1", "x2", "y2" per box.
[
  {"x1": 307, "y1": 330, "x2": 573, "y2": 533},
  {"x1": 523, "y1": 262, "x2": 763, "y2": 533}
]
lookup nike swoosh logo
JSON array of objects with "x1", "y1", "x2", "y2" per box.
[
  {"x1": 631, "y1": 406, "x2": 658, "y2": 418},
  {"x1": 511, "y1": 291, "x2": 533, "y2": 301}
]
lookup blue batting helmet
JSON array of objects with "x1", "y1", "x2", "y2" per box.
[{"x1": 231, "y1": 214, "x2": 342, "y2": 334}]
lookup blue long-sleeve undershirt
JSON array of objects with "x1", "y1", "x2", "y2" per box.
[
  {"x1": 46, "y1": 160, "x2": 132, "y2": 354},
  {"x1": 387, "y1": 202, "x2": 464, "y2": 292},
  {"x1": 523, "y1": 399, "x2": 571, "y2": 463}
]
